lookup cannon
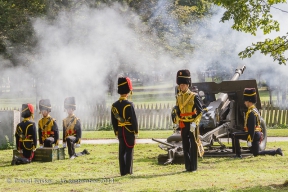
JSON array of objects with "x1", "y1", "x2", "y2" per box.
[{"x1": 153, "y1": 66, "x2": 267, "y2": 164}]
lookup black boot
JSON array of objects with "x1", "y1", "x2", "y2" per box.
[
  {"x1": 70, "y1": 154, "x2": 77, "y2": 159},
  {"x1": 276, "y1": 148, "x2": 283, "y2": 156},
  {"x1": 11, "y1": 156, "x2": 17, "y2": 165},
  {"x1": 259, "y1": 148, "x2": 283, "y2": 156},
  {"x1": 14, "y1": 156, "x2": 31, "y2": 165},
  {"x1": 82, "y1": 149, "x2": 90, "y2": 155}
]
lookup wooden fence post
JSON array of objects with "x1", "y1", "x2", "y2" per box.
[{"x1": 3, "y1": 101, "x2": 288, "y2": 130}]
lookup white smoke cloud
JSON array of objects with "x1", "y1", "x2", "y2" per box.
[
  {"x1": 19, "y1": 3, "x2": 185, "y2": 107},
  {"x1": 189, "y1": 3, "x2": 288, "y2": 81},
  {"x1": 1, "y1": 1, "x2": 288, "y2": 109}
]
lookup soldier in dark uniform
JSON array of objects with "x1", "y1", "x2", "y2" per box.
[
  {"x1": 62, "y1": 97, "x2": 89, "y2": 159},
  {"x1": 12, "y1": 103, "x2": 37, "y2": 165},
  {"x1": 38, "y1": 99, "x2": 59, "y2": 148},
  {"x1": 232, "y1": 88, "x2": 283, "y2": 158},
  {"x1": 174, "y1": 70, "x2": 203, "y2": 172},
  {"x1": 111, "y1": 77, "x2": 138, "y2": 176}
]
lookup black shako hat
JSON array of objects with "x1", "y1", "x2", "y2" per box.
[
  {"x1": 21, "y1": 103, "x2": 34, "y2": 118},
  {"x1": 243, "y1": 88, "x2": 257, "y2": 103},
  {"x1": 118, "y1": 77, "x2": 133, "y2": 94},
  {"x1": 176, "y1": 69, "x2": 191, "y2": 87},
  {"x1": 39, "y1": 99, "x2": 52, "y2": 112},
  {"x1": 64, "y1": 97, "x2": 76, "y2": 110}
]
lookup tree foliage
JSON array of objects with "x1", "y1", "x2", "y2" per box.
[
  {"x1": 2, "y1": 0, "x2": 288, "y2": 66},
  {"x1": 0, "y1": 0, "x2": 46, "y2": 60},
  {"x1": 213, "y1": 0, "x2": 288, "y2": 64},
  {"x1": 0, "y1": 0, "x2": 212, "y2": 65}
]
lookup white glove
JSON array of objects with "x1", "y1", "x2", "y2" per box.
[
  {"x1": 54, "y1": 145, "x2": 59, "y2": 149},
  {"x1": 190, "y1": 122, "x2": 196, "y2": 132},
  {"x1": 75, "y1": 144, "x2": 81, "y2": 148},
  {"x1": 63, "y1": 143, "x2": 66, "y2": 148},
  {"x1": 18, "y1": 149, "x2": 23, "y2": 153},
  {"x1": 39, "y1": 145, "x2": 43, "y2": 149},
  {"x1": 247, "y1": 141, "x2": 252, "y2": 147},
  {"x1": 33, "y1": 148, "x2": 37, "y2": 152}
]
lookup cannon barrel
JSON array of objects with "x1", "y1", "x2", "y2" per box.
[
  {"x1": 217, "y1": 65, "x2": 246, "y2": 102},
  {"x1": 199, "y1": 65, "x2": 247, "y2": 144},
  {"x1": 152, "y1": 138, "x2": 177, "y2": 148},
  {"x1": 231, "y1": 65, "x2": 246, "y2": 81}
]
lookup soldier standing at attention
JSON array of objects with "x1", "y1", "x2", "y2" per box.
[
  {"x1": 38, "y1": 99, "x2": 59, "y2": 148},
  {"x1": 232, "y1": 88, "x2": 283, "y2": 158},
  {"x1": 12, "y1": 104, "x2": 37, "y2": 165},
  {"x1": 111, "y1": 77, "x2": 138, "y2": 176},
  {"x1": 62, "y1": 97, "x2": 89, "y2": 159},
  {"x1": 175, "y1": 70, "x2": 203, "y2": 172}
]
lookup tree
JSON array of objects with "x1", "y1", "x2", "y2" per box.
[
  {"x1": 0, "y1": 0, "x2": 47, "y2": 61},
  {"x1": 213, "y1": 0, "x2": 288, "y2": 65}
]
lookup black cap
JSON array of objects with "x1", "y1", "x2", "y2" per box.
[
  {"x1": 176, "y1": 69, "x2": 191, "y2": 87},
  {"x1": 21, "y1": 103, "x2": 34, "y2": 118},
  {"x1": 118, "y1": 77, "x2": 133, "y2": 94},
  {"x1": 64, "y1": 97, "x2": 76, "y2": 110},
  {"x1": 243, "y1": 88, "x2": 257, "y2": 103},
  {"x1": 39, "y1": 99, "x2": 51, "y2": 112}
]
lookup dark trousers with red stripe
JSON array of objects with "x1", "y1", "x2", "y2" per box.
[
  {"x1": 66, "y1": 136, "x2": 77, "y2": 157},
  {"x1": 22, "y1": 149, "x2": 34, "y2": 161},
  {"x1": 118, "y1": 138, "x2": 134, "y2": 176},
  {"x1": 181, "y1": 122, "x2": 198, "y2": 172},
  {"x1": 19, "y1": 142, "x2": 34, "y2": 160},
  {"x1": 44, "y1": 137, "x2": 55, "y2": 147},
  {"x1": 232, "y1": 132, "x2": 278, "y2": 156},
  {"x1": 16, "y1": 142, "x2": 34, "y2": 164}
]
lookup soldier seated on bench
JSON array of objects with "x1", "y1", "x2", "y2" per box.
[
  {"x1": 62, "y1": 97, "x2": 89, "y2": 159},
  {"x1": 12, "y1": 104, "x2": 37, "y2": 165},
  {"x1": 38, "y1": 99, "x2": 59, "y2": 149}
]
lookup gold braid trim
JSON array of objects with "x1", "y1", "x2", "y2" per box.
[
  {"x1": 19, "y1": 124, "x2": 34, "y2": 150},
  {"x1": 118, "y1": 82, "x2": 127, "y2": 86},
  {"x1": 40, "y1": 104, "x2": 52, "y2": 109},
  {"x1": 178, "y1": 76, "x2": 190, "y2": 78},
  {"x1": 22, "y1": 107, "x2": 28, "y2": 113},
  {"x1": 244, "y1": 93, "x2": 256, "y2": 96},
  {"x1": 122, "y1": 104, "x2": 134, "y2": 133}
]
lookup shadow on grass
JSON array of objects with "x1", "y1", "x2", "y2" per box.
[
  {"x1": 0, "y1": 159, "x2": 57, "y2": 168},
  {"x1": 135, "y1": 182, "x2": 288, "y2": 192},
  {"x1": 232, "y1": 182, "x2": 288, "y2": 192},
  {"x1": 0, "y1": 160, "x2": 13, "y2": 168},
  {"x1": 134, "y1": 156, "x2": 159, "y2": 164}
]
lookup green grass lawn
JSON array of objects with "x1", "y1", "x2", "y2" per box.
[{"x1": 0, "y1": 142, "x2": 287, "y2": 191}]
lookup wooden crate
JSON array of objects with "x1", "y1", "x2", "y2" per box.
[
  {"x1": 13, "y1": 148, "x2": 65, "y2": 162},
  {"x1": 57, "y1": 148, "x2": 65, "y2": 160}
]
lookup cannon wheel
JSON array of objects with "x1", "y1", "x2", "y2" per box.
[{"x1": 259, "y1": 117, "x2": 267, "y2": 151}]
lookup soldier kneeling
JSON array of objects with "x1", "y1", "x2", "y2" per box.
[
  {"x1": 12, "y1": 104, "x2": 37, "y2": 165},
  {"x1": 38, "y1": 99, "x2": 59, "y2": 149},
  {"x1": 62, "y1": 97, "x2": 89, "y2": 159}
]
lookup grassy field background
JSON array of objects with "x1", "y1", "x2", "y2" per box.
[
  {"x1": 79, "y1": 129, "x2": 288, "y2": 139},
  {"x1": 0, "y1": 141, "x2": 287, "y2": 191},
  {"x1": 0, "y1": 89, "x2": 277, "y2": 108}
]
